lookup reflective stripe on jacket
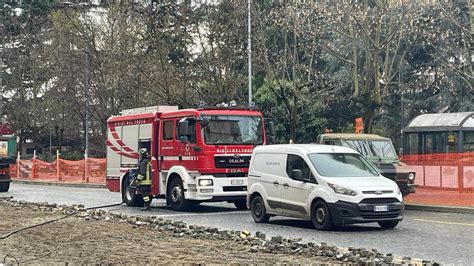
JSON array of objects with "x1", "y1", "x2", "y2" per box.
[{"x1": 138, "y1": 161, "x2": 152, "y2": 186}]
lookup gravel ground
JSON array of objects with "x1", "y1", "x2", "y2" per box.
[
  {"x1": 6, "y1": 183, "x2": 472, "y2": 264},
  {"x1": 0, "y1": 201, "x2": 337, "y2": 265}
]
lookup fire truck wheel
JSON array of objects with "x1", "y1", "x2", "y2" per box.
[
  {"x1": 168, "y1": 177, "x2": 191, "y2": 211},
  {"x1": 0, "y1": 181, "x2": 10, "y2": 192},
  {"x1": 122, "y1": 175, "x2": 144, "y2": 207},
  {"x1": 233, "y1": 200, "x2": 248, "y2": 210}
]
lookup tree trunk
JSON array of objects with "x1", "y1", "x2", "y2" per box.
[
  {"x1": 364, "y1": 105, "x2": 375, "y2": 134},
  {"x1": 55, "y1": 126, "x2": 60, "y2": 152},
  {"x1": 289, "y1": 94, "x2": 298, "y2": 143},
  {"x1": 289, "y1": 108, "x2": 297, "y2": 143},
  {"x1": 59, "y1": 128, "x2": 64, "y2": 151},
  {"x1": 349, "y1": 21, "x2": 359, "y2": 98}
]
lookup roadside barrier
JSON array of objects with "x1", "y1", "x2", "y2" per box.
[
  {"x1": 401, "y1": 153, "x2": 474, "y2": 193},
  {"x1": 10, "y1": 157, "x2": 106, "y2": 184}
]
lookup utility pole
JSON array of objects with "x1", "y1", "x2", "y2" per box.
[
  {"x1": 0, "y1": 6, "x2": 4, "y2": 122},
  {"x1": 247, "y1": 0, "x2": 252, "y2": 107},
  {"x1": 399, "y1": 69, "x2": 404, "y2": 155},
  {"x1": 85, "y1": 45, "x2": 90, "y2": 159}
]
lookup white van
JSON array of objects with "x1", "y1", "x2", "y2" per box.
[{"x1": 247, "y1": 144, "x2": 404, "y2": 230}]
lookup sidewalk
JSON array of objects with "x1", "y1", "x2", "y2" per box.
[
  {"x1": 12, "y1": 179, "x2": 106, "y2": 189},
  {"x1": 404, "y1": 188, "x2": 474, "y2": 214}
]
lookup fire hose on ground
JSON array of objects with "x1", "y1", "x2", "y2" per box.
[{"x1": 0, "y1": 198, "x2": 125, "y2": 265}]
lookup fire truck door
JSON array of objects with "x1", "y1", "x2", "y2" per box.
[{"x1": 178, "y1": 118, "x2": 197, "y2": 160}]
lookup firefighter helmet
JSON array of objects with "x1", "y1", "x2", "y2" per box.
[{"x1": 139, "y1": 148, "x2": 149, "y2": 157}]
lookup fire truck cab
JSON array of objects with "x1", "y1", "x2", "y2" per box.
[{"x1": 106, "y1": 105, "x2": 271, "y2": 211}]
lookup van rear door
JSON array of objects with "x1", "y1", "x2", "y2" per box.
[{"x1": 251, "y1": 153, "x2": 286, "y2": 213}]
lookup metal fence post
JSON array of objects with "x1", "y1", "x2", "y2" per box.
[
  {"x1": 16, "y1": 151, "x2": 20, "y2": 179},
  {"x1": 57, "y1": 150, "x2": 61, "y2": 181},
  {"x1": 31, "y1": 150, "x2": 36, "y2": 179},
  {"x1": 84, "y1": 157, "x2": 89, "y2": 183}
]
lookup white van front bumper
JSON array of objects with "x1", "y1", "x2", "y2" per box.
[{"x1": 327, "y1": 197, "x2": 404, "y2": 225}]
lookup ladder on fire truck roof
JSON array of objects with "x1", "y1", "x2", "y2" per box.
[{"x1": 120, "y1": 106, "x2": 179, "y2": 115}]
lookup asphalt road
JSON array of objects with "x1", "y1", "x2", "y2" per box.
[{"x1": 3, "y1": 183, "x2": 474, "y2": 264}]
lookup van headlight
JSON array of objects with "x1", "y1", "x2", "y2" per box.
[
  {"x1": 408, "y1": 172, "x2": 415, "y2": 181},
  {"x1": 198, "y1": 179, "x2": 213, "y2": 186},
  {"x1": 327, "y1": 183, "x2": 357, "y2": 196}
]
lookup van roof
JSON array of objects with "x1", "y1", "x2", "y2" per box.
[{"x1": 254, "y1": 144, "x2": 357, "y2": 154}]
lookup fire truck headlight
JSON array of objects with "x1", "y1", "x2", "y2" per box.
[
  {"x1": 408, "y1": 173, "x2": 415, "y2": 181},
  {"x1": 198, "y1": 179, "x2": 214, "y2": 187}
]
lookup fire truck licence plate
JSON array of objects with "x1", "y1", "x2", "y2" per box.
[
  {"x1": 374, "y1": 205, "x2": 388, "y2": 212},
  {"x1": 231, "y1": 179, "x2": 243, "y2": 185}
]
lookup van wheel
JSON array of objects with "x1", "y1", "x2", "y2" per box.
[
  {"x1": 168, "y1": 178, "x2": 191, "y2": 211},
  {"x1": 233, "y1": 200, "x2": 248, "y2": 210},
  {"x1": 251, "y1": 196, "x2": 270, "y2": 223},
  {"x1": 311, "y1": 200, "x2": 334, "y2": 230},
  {"x1": 378, "y1": 221, "x2": 399, "y2": 229},
  {"x1": 122, "y1": 175, "x2": 144, "y2": 207}
]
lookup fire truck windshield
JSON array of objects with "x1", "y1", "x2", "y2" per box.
[{"x1": 201, "y1": 115, "x2": 263, "y2": 145}]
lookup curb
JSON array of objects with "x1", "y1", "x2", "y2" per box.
[
  {"x1": 12, "y1": 179, "x2": 106, "y2": 189},
  {"x1": 405, "y1": 204, "x2": 474, "y2": 214}
]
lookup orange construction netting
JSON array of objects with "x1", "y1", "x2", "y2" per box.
[
  {"x1": 10, "y1": 158, "x2": 106, "y2": 184},
  {"x1": 401, "y1": 153, "x2": 474, "y2": 192},
  {"x1": 401, "y1": 153, "x2": 474, "y2": 208}
]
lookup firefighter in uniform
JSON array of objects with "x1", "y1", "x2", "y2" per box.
[{"x1": 137, "y1": 148, "x2": 152, "y2": 211}]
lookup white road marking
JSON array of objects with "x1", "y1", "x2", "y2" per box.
[{"x1": 415, "y1": 218, "x2": 474, "y2": 227}]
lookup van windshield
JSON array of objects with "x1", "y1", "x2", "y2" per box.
[
  {"x1": 201, "y1": 115, "x2": 263, "y2": 145},
  {"x1": 309, "y1": 153, "x2": 379, "y2": 177}
]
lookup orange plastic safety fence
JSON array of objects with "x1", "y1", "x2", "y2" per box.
[
  {"x1": 9, "y1": 164, "x2": 16, "y2": 177},
  {"x1": 8, "y1": 158, "x2": 106, "y2": 184},
  {"x1": 59, "y1": 159, "x2": 85, "y2": 183},
  {"x1": 14, "y1": 160, "x2": 34, "y2": 179},
  {"x1": 35, "y1": 159, "x2": 57, "y2": 181},
  {"x1": 86, "y1": 158, "x2": 106, "y2": 184},
  {"x1": 401, "y1": 153, "x2": 474, "y2": 193}
]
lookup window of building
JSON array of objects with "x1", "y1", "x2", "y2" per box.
[
  {"x1": 424, "y1": 133, "x2": 443, "y2": 154},
  {"x1": 163, "y1": 120, "x2": 174, "y2": 140},
  {"x1": 406, "y1": 133, "x2": 419, "y2": 155},
  {"x1": 463, "y1": 132, "x2": 474, "y2": 152},
  {"x1": 445, "y1": 132, "x2": 457, "y2": 153}
]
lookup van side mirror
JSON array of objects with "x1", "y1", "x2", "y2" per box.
[
  {"x1": 178, "y1": 121, "x2": 188, "y2": 143},
  {"x1": 291, "y1": 169, "x2": 304, "y2": 181}
]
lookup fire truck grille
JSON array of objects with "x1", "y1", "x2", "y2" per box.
[
  {"x1": 213, "y1": 173, "x2": 247, "y2": 178},
  {"x1": 214, "y1": 156, "x2": 251, "y2": 168}
]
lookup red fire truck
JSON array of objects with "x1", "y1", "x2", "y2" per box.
[{"x1": 106, "y1": 105, "x2": 273, "y2": 211}]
